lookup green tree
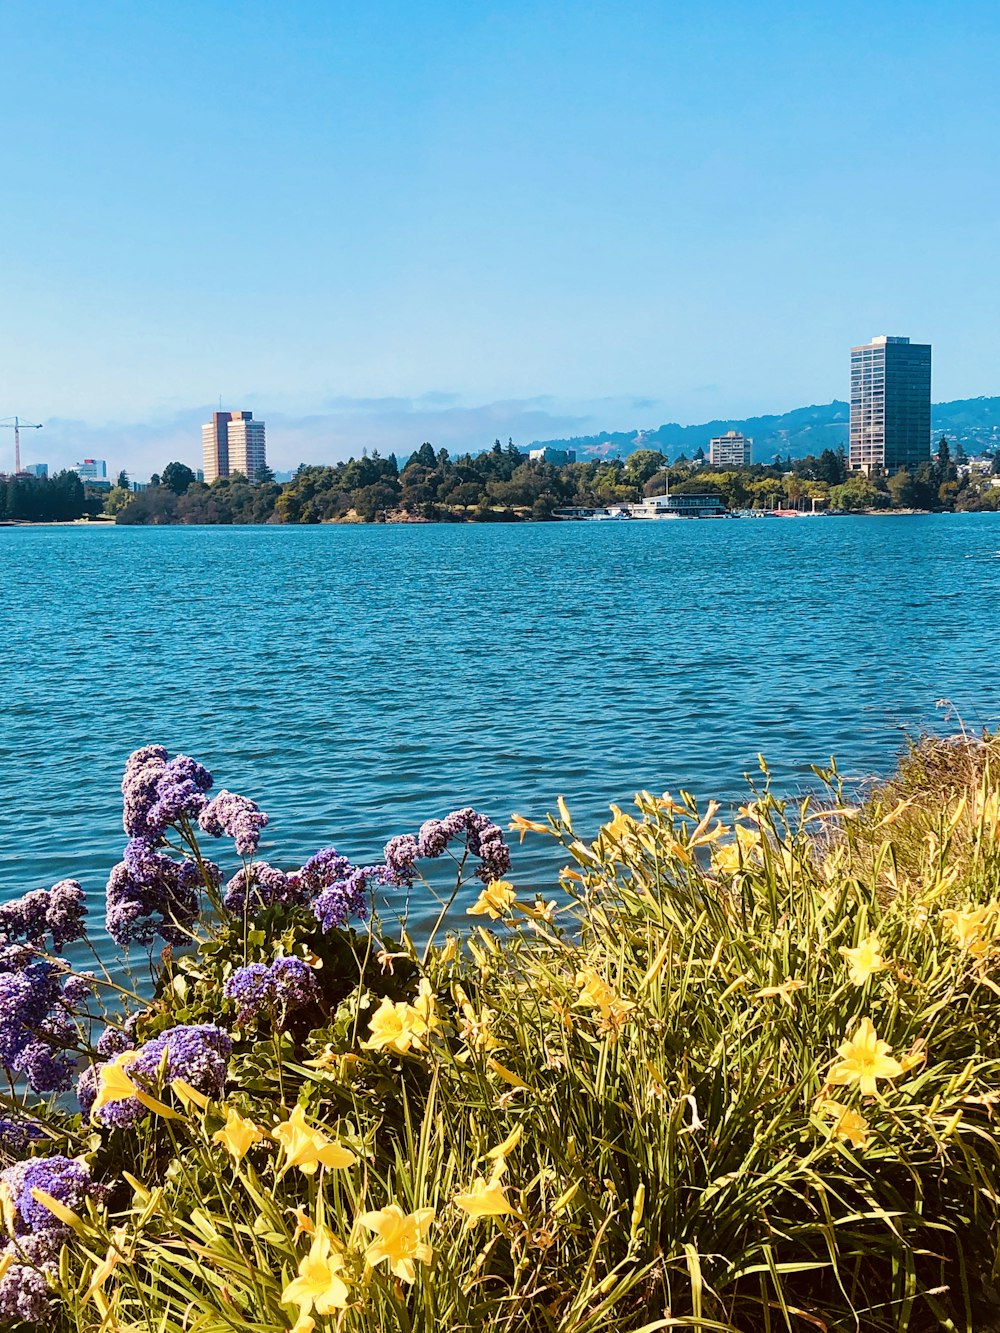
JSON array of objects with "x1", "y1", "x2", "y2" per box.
[
  {"x1": 161, "y1": 462, "x2": 195, "y2": 494},
  {"x1": 255, "y1": 463, "x2": 275, "y2": 485},
  {"x1": 116, "y1": 470, "x2": 129, "y2": 490},
  {"x1": 887, "y1": 469, "x2": 917, "y2": 508}
]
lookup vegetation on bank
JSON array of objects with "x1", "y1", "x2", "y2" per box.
[
  {"x1": 4, "y1": 436, "x2": 1000, "y2": 525},
  {"x1": 1, "y1": 733, "x2": 1000, "y2": 1329}
]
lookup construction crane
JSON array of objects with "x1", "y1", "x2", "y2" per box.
[{"x1": 0, "y1": 417, "x2": 43, "y2": 475}]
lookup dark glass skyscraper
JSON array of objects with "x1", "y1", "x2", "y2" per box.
[{"x1": 849, "y1": 335, "x2": 931, "y2": 474}]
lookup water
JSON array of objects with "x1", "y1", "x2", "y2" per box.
[{"x1": 3, "y1": 515, "x2": 1000, "y2": 956}]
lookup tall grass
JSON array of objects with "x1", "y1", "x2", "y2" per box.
[{"x1": 24, "y1": 736, "x2": 1000, "y2": 1331}]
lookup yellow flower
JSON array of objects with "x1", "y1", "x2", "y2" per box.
[
  {"x1": 453, "y1": 1176, "x2": 517, "y2": 1224},
  {"x1": 828, "y1": 1018, "x2": 903, "y2": 1097},
  {"x1": 839, "y1": 934, "x2": 888, "y2": 985},
  {"x1": 755, "y1": 978, "x2": 806, "y2": 1006},
  {"x1": 467, "y1": 881, "x2": 517, "y2": 919},
  {"x1": 289, "y1": 1207, "x2": 315, "y2": 1242},
  {"x1": 91, "y1": 1051, "x2": 177, "y2": 1122},
  {"x1": 359, "y1": 1203, "x2": 435, "y2": 1283},
  {"x1": 280, "y1": 1227, "x2": 350, "y2": 1318},
  {"x1": 212, "y1": 1107, "x2": 264, "y2": 1161},
  {"x1": 817, "y1": 1099, "x2": 869, "y2": 1149},
  {"x1": 362, "y1": 996, "x2": 424, "y2": 1056},
  {"x1": 273, "y1": 1104, "x2": 355, "y2": 1178},
  {"x1": 575, "y1": 968, "x2": 635, "y2": 1035},
  {"x1": 82, "y1": 1226, "x2": 131, "y2": 1306},
  {"x1": 410, "y1": 978, "x2": 441, "y2": 1038},
  {"x1": 942, "y1": 905, "x2": 996, "y2": 958}
]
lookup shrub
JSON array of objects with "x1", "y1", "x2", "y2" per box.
[{"x1": 0, "y1": 739, "x2": 999, "y2": 1330}]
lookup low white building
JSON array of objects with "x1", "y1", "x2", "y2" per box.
[{"x1": 529, "y1": 446, "x2": 576, "y2": 466}]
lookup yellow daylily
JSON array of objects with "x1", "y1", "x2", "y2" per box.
[
  {"x1": 839, "y1": 934, "x2": 888, "y2": 986},
  {"x1": 941, "y1": 905, "x2": 996, "y2": 958},
  {"x1": 453, "y1": 1175, "x2": 517, "y2": 1224},
  {"x1": 289, "y1": 1207, "x2": 315, "y2": 1243},
  {"x1": 410, "y1": 978, "x2": 441, "y2": 1038},
  {"x1": 359, "y1": 1203, "x2": 435, "y2": 1283},
  {"x1": 755, "y1": 978, "x2": 807, "y2": 1006},
  {"x1": 280, "y1": 1227, "x2": 350, "y2": 1318},
  {"x1": 575, "y1": 967, "x2": 635, "y2": 1035},
  {"x1": 91, "y1": 1052, "x2": 178, "y2": 1122},
  {"x1": 212, "y1": 1107, "x2": 265, "y2": 1161},
  {"x1": 467, "y1": 881, "x2": 517, "y2": 919},
  {"x1": 362, "y1": 996, "x2": 425, "y2": 1056},
  {"x1": 273, "y1": 1104, "x2": 355, "y2": 1178},
  {"x1": 817, "y1": 1099, "x2": 870, "y2": 1149},
  {"x1": 828, "y1": 1018, "x2": 903, "y2": 1097},
  {"x1": 82, "y1": 1226, "x2": 131, "y2": 1306}
]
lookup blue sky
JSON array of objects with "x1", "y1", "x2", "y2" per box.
[{"x1": 2, "y1": 0, "x2": 999, "y2": 474}]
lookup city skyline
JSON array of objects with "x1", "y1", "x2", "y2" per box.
[{"x1": 2, "y1": 2, "x2": 1000, "y2": 469}]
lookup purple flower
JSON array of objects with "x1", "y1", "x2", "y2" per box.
[
  {"x1": 0, "y1": 966, "x2": 60, "y2": 1064},
  {"x1": 0, "y1": 881, "x2": 88, "y2": 955},
  {"x1": 298, "y1": 846, "x2": 354, "y2": 895},
  {"x1": 223, "y1": 863, "x2": 298, "y2": 914},
  {"x1": 199, "y1": 790, "x2": 268, "y2": 857},
  {"x1": 121, "y1": 745, "x2": 214, "y2": 840},
  {"x1": 105, "y1": 857, "x2": 200, "y2": 949},
  {"x1": 0, "y1": 1155, "x2": 93, "y2": 1238},
  {"x1": 61, "y1": 972, "x2": 95, "y2": 1006},
  {"x1": 88, "y1": 1024, "x2": 231, "y2": 1128},
  {"x1": 96, "y1": 1024, "x2": 132, "y2": 1058},
  {"x1": 312, "y1": 865, "x2": 375, "y2": 931},
  {"x1": 223, "y1": 958, "x2": 317, "y2": 1025},
  {"x1": 15, "y1": 1042, "x2": 73, "y2": 1094},
  {"x1": 222, "y1": 963, "x2": 272, "y2": 1024},
  {"x1": 121, "y1": 745, "x2": 169, "y2": 838},
  {"x1": 44, "y1": 880, "x2": 86, "y2": 950},
  {"x1": 383, "y1": 834, "x2": 419, "y2": 887},
  {"x1": 0, "y1": 1241, "x2": 54, "y2": 1324},
  {"x1": 388, "y1": 810, "x2": 511, "y2": 886},
  {"x1": 146, "y1": 755, "x2": 213, "y2": 828},
  {"x1": 0, "y1": 1119, "x2": 42, "y2": 1157}
]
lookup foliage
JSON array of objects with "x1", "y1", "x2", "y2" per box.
[
  {"x1": 0, "y1": 471, "x2": 85, "y2": 522},
  {"x1": 2, "y1": 738, "x2": 1000, "y2": 1329}
]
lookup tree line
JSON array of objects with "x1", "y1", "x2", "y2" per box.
[
  {"x1": 5, "y1": 437, "x2": 1000, "y2": 526},
  {"x1": 0, "y1": 471, "x2": 89, "y2": 522}
]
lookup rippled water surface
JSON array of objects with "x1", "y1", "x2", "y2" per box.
[{"x1": 3, "y1": 516, "x2": 1000, "y2": 953}]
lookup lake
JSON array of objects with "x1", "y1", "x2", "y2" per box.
[{"x1": 3, "y1": 515, "x2": 999, "y2": 951}]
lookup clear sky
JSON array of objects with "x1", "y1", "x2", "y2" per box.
[{"x1": 2, "y1": 0, "x2": 999, "y2": 474}]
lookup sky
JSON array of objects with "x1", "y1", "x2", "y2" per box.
[{"x1": 2, "y1": 0, "x2": 1000, "y2": 476}]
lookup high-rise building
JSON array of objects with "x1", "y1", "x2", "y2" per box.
[
  {"x1": 202, "y1": 410, "x2": 267, "y2": 482},
  {"x1": 849, "y1": 336, "x2": 931, "y2": 475},
  {"x1": 709, "y1": 431, "x2": 752, "y2": 467},
  {"x1": 24, "y1": 463, "x2": 48, "y2": 479},
  {"x1": 75, "y1": 458, "x2": 107, "y2": 480}
]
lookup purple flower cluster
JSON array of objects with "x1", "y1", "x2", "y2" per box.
[
  {"x1": 0, "y1": 1156, "x2": 97, "y2": 1321},
  {"x1": 122, "y1": 746, "x2": 213, "y2": 840},
  {"x1": 385, "y1": 809, "x2": 512, "y2": 886},
  {"x1": 0, "y1": 881, "x2": 86, "y2": 954},
  {"x1": 82, "y1": 1024, "x2": 232, "y2": 1127},
  {"x1": 223, "y1": 862, "x2": 302, "y2": 914},
  {"x1": 1, "y1": 1155, "x2": 94, "y2": 1238},
  {"x1": 312, "y1": 865, "x2": 378, "y2": 931},
  {"x1": 105, "y1": 857, "x2": 206, "y2": 948},
  {"x1": 0, "y1": 1232, "x2": 58, "y2": 1324},
  {"x1": 0, "y1": 964, "x2": 75, "y2": 1093},
  {"x1": 199, "y1": 790, "x2": 268, "y2": 857},
  {"x1": 223, "y1": 957, "x2": 318, "y2": 1025}
]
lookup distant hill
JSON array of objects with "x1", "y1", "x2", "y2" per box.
[{"x1": 528, "y1": 397, "x2": 1000, "y2": 463}]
